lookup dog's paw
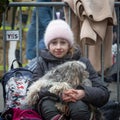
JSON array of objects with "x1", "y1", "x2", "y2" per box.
[{"x1": 49, "y1": 82, "x2": 71, "y2": 95}]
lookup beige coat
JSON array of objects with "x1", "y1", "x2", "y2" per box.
[{"x1": 63, "y1": 0, "x2": 117, "y2": 72}]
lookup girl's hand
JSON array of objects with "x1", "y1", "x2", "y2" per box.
[{"x1": 62, "y1": 89, "x2": 85, "y2": 102}]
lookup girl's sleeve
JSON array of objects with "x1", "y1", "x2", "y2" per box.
[
  {"x1": 32, "y1": 60, "x2": 45, "y2": 81},
  {"x1": 79, "y1": 58, "x2": 110, "y2": 107}
]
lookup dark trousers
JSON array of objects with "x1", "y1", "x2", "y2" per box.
[{"x1": 40, "y1": 99, "x2": 91, "y2": 120}]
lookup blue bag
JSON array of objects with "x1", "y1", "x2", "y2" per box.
[{"x1": 1, "y1": 59, "x2": 33, "y2": 108}]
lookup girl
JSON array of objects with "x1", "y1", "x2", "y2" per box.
[{"x1": 31, "y1": 19, "x2": 109, "y2": 120}]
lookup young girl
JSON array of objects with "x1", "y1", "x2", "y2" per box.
[{"x1": 31, "y1": 19, "x2": 109, "y2": 120}]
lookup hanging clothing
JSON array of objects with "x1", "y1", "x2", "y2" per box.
[{"x1": 63, "y1": 0, "x2": 117, "y2": 72}]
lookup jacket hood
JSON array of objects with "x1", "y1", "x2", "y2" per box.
[{"x1": 39, "y1": 47, "x2": 81, "y2": 62}]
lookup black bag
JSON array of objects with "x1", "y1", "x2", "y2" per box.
[
  {"x1": 1, "y1": 59, "x2": 33, "y2": 108},
  {"x1": 100, "y1": 100, "x2": 120, "y2": 120}
]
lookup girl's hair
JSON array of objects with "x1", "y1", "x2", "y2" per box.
[{"x1": 68, "y1": 43, "x2": 81, "y2": 57}]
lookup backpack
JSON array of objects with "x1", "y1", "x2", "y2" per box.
[
  {"x1": 0, "y1": 108, "x2": 42, "y2": 120},
  {"x1": 1, "y1": 59, "x2": 33, "y2": 108}
]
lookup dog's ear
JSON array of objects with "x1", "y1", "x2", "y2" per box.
[
  {"x1": 83, "y1": 70, "x2": 89, "y2": 79},
  {"x1": 77, "y1": 61, "x2": 86, "y2": 69}
]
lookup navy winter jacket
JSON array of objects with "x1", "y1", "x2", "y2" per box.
[{"x1": 32, "y1": 48, "x2": 109, "y2": 108}]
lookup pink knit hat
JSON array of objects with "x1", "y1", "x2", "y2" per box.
[{"x1": 44, "y1": 19, "x2": 74, "y2": 48}]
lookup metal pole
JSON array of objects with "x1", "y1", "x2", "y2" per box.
[
  {"x1": 116, "y1": 6, "x2": 120, "y2": 102},
  {"x1": 3, "y1": 13, "x2": 6, "y2": 73},
  {"x1": 36, "y1": 7, "x2": 39, "y2": 60},
  {"x1": 19, "y1": 7, "x2": 23, "y2": 63}
]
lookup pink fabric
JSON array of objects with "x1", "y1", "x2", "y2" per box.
[
  {"x1": 12, "y1": 108, "x2": 42, "y2": 120},
  {"x1": 51, "y1": 114, "x2": 61, "y2": 120}
]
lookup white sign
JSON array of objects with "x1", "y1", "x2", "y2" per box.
[{"x1": 6, "y1": 30, "x2": 20, "y2": 41}]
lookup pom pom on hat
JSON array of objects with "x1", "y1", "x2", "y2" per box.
[{"x1": 44, "y1": 19, "x2": 74, "y2": 48}]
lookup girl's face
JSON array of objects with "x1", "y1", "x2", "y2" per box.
[{"x1": 48, "y1": 38, "x2": 70, "y2": 58}]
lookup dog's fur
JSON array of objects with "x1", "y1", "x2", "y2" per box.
[{"x1": 26, "y1": 61, "x2": 92, "y2": 113}]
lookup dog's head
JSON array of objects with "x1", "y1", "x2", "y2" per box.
[{"x1": 44, "y1": 61, "x2": 89, "y2": 88}]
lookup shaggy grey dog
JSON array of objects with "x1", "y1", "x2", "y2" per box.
[{"x1": 26, "y1": 61, "x2": 92, "y2": 113}]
